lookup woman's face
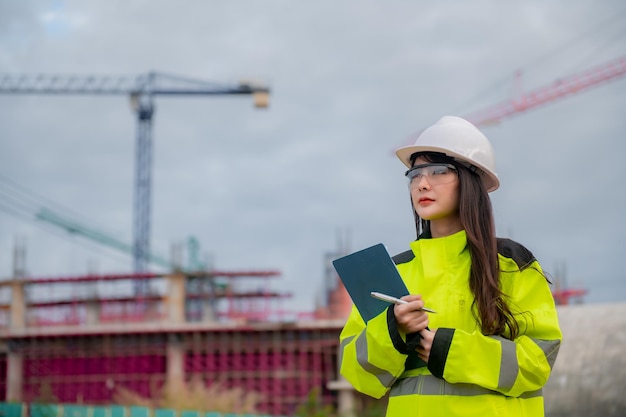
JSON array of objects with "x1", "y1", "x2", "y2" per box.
[{"x1": 409, "y1": 156, "x2": 461, "y2": 229}]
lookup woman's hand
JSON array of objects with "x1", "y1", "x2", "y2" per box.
[
  {"x1": 417, "y1": 328, "x2": 437, "y2": 362},
  {"x1": 393, "y1": 294, "x2": 429, "y2": 334}
]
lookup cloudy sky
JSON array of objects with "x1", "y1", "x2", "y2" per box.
[{"x1": 1, "y1": 1, "x2": 625, "y2": 314}]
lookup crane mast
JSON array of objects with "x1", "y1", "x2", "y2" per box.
[
  {"x1": 132, "y1": 92, "x2": 155, "y2": 274},
  {"x1": 0, "y1": 71, "x2": 270, "y2": 294}
]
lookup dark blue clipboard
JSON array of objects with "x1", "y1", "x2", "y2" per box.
[{"x1": 332, "y1": 243, "x2": 410, "y2": 322}]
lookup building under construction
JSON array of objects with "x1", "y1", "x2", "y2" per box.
[
  {"x1": 0, "y1": 241, "x2": 590, "y2": 417},
  {"x1": 0, "y1": 261, "x2": 355, "y2": 416}
]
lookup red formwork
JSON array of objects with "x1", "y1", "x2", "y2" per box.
[
  {"x1": 5, "y1": 326, "x2": 341, "y2": 416},
  {"x1": 16, "y1": 334, "x2": 168, "y2": 403},
  {"x1": 0, "y1": 271, "x2": 290, "y2": 328},
  {"x1": 183, "y1": 327, "x2": 339, "y2": 416},
  {"x1": 0, "y1": 270, "x2": 344, "y2": 414}
]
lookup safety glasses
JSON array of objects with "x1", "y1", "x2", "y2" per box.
[{"x1": 405, "y1": 163, "x2": 458, "y2": 186}]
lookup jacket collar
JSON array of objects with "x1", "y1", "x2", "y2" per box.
[{"x1": 410, "y1": 229, "x2": 468, "y2": 261}]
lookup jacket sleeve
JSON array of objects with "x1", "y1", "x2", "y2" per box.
[
  {"x1": 427, "y1": 259, "x2": 562, "y2": 397},
  {"x1": 339, "y1": 304, "x2": 409, "y2": 398}
]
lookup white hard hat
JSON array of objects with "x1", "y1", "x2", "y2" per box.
[{"x1": 395, "y1": 115, "x2": 500, "y2": 192}]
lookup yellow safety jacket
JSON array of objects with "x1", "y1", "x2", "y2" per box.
[{"x1": 339, "y1": 230, "x2": 562, "y2": 417}]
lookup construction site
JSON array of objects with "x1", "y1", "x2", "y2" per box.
[
  {"x1": 0, "y1": 70, "x2": 353, "y2": 416},
  {"x1": 0, "y1": 265, "x2": 353, "y2": 415},
  {"x1": 0, "y1": 241, "x2": 602, "y2": 414},
  {"x1": 1, "y1": 16, "x2": 626, "y2": 416}
]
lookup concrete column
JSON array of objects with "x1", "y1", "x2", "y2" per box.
[
  {"x1": 6, "y1": 349, "x2": 23, "y2": 402},
  {"x1": 327, "y1": 376, "x2": 356, "y2": 417},
  {"x1": 10, "y1": 280, "x2": 26, "y2": 329},
  {"x1": 165, "y1": 273, "x2": 186, "y2": 323},
  {"x1": 86, "y1": 299, "x2": 100, "y2": 325},
  {"x1": 166, "y1": 334, "x2": 185, "y2": 389},
  {"x1": 202, "y1": 300, "x2": 216, "y2": 322}
]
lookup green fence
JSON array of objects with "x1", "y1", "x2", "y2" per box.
[{"x1": 0, "y1": 404, "x2": 283, "y2": 417}]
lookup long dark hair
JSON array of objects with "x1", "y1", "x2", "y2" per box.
[{"x1": 409, "y1": 152, "x2": 519, "y2": 339}]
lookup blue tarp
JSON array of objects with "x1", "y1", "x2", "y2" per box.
[{"x1": 0, "y1": 404, "x2": 295, "y2": 417}]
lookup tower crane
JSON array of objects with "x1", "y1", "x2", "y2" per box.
[
  {"x1": 464, "y1": 55, "x2": 626, "y2": 126},
  {"x1": 392, "y1": 57, "x2": 626, "y2": 305},
  {"x1": 0, "y1": 71, "x2": 270, "y2": 293},
  {"x1": 462, "y1": 57, "x2": 626, "y2": 306},
  {"x1": 397, "y1": 55, "x2": 626, "y2": 150}
]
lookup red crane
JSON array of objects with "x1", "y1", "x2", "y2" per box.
[
  {"x1": 394, "y1": 57, "x2": 626, "y2": 305},
  {"x1": 464, "y1": 55, "x2": 626, "y2": 126},
  {"x1": 465, "y1": 57, "x2": 626, "y2": 305},
  {"x1": 396, "y1": 55, "x2": 626, "y2": 151}
]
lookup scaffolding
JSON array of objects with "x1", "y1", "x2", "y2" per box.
[
  {"x1": 6, "y1": 326, "x2": 340, "y2": 415},
  {"x1": 0, "y1": 270, "x2": 344, "y2": 415}
]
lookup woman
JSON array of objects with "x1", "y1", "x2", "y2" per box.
[{"x1": 339, "y1": 116, "x2": 562, "y2": 416}]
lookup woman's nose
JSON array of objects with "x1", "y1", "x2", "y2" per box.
[{"x1": 416, "y1": 175, "x2": 431, "y2": 190}]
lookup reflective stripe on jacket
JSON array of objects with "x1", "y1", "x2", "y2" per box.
[{"x1": 339, "y1": 230, "x2": 562, "y2": 417}]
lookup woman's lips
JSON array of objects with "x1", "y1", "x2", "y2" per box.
[{"x1": 418, "y1": 197, "x2": 434, "y2": 205}]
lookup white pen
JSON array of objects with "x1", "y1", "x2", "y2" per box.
[{"x1": 371, "y1": 291, "x2": 437, "y2": 313}]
